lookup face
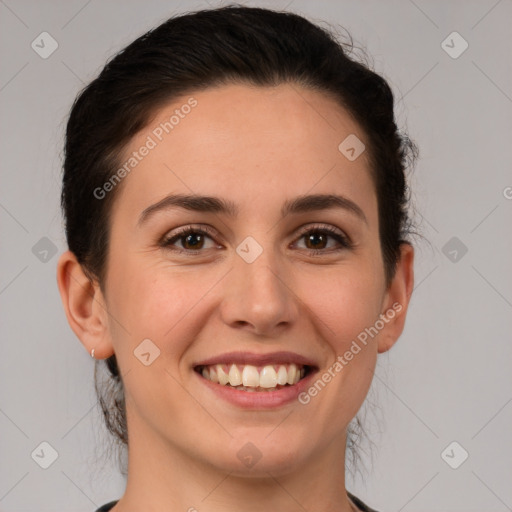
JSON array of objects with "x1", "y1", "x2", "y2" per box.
[{"x1": 95, "y1": 83, "x2": 409, "y2": 476}]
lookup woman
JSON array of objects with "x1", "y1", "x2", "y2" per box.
[{"x1": 56, "y1": 5, "x2": 417, "y2": 511}]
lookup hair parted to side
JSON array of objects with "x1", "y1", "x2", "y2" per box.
[{"x1": 61, "y1": 4, "x2": 418, "y2": 479}]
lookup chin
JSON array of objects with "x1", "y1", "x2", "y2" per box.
[{"x1": 207, "y1": 432, "x2": 311, "y2": 476}]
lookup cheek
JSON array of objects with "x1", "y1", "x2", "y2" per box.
[
  {"x1": 297, "y1": 265, "x2": 384, "y2": 348},
  {"x1": 297, "y1": 272, "x2": 381, "y2": 429},
  {"x1": 107, "y1": 258, "x2": 223, "y2": 357}
]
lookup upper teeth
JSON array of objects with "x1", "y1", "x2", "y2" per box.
[{"x1": 200, "y1": 363, "x2": 304, "y2": 389}]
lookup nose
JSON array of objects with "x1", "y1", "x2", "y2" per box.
[{"x1": 219, "y1": 245, "x2": 299, "y2": 337}]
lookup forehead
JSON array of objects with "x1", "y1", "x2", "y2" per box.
[{"x1": 111, "y1": 83, "x2": 376, "y2": 223}]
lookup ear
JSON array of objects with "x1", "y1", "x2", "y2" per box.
[
  {"x1": 56, "y1": 250, "x2": 114, "y2": 359},
  {"x1": 377, "y1": 243, "x2": 414, "y2": 354}
]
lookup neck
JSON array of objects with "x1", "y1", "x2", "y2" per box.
[{"x1": 112, "y1": 411, "x2": 357, "y2": 512}]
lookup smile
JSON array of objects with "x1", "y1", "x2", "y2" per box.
[{"x1": 195, "y1": 363, "x2": 311, "y2": 392}]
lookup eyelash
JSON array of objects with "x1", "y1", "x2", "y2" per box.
[{"x1": 160, "y1": 224, "x2": 352, "y2": 255}]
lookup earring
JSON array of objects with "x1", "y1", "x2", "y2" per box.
[{"x1": 91, "y1": 348, "x2": 95, "y2": 358}]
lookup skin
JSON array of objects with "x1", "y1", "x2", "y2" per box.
[{"x1": 57, "y1": 83, "x2": 414, "y2": 512}]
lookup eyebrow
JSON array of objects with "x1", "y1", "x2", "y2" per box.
[{"x1": 137, "y1": 192, "x2": 367, "y2": 226}]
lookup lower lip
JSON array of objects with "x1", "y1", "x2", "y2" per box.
[{"x1": 194, "y1": 369, "x2": 317, "y2": 409}]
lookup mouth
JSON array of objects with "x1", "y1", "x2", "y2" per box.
[{"x1": 194, "y1": 363, "x2": 315, "y2": 392}]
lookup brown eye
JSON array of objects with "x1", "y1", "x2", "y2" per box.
[
  {"x1": 180, "y1": 232, "x2": 206, "y2": 250},
  {"x1": 161, "y1": 227, "x2": 218, "y2": 253},
  {"x1": 303, "y1": 232, "x2": 329, "y2": 250},
  {"x1": 294, "y1": 225, "x2": 351, "y2": 254}
]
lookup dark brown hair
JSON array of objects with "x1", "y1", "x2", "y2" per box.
[{"x1": 61, "y1": 4, "x2": 418, "y2": 477}]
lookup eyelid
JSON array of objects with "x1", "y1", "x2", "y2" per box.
[
  {"x1": 294, "y1": 222, "x2": 348, "y2": 238},
  {"x1": 160, "y1": 224, "x2": 220, "y2": 246}
]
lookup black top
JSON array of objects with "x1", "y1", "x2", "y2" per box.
[
  {"x1": 95, "y1": 491, "x2": 379, "y2": 511},
  {"x1": 95, "y1": 502, "x2": 118, "y2": 512}
]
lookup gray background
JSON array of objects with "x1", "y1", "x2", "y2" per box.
[{"x1": 1, "y1": 0, "x2": 511, "y2": 511}]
